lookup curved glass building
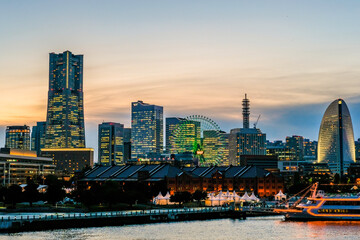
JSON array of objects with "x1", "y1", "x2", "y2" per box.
[{"x1": 318, "y1": 99, "x2": 355, "y2": 175}]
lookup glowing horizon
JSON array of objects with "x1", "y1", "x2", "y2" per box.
[{"x1": 1, "y1": 0, "x2": 360, "y2": 153}]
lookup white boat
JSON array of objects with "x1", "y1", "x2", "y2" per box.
[{"x1": 274, "y1": 183, "x2": 360, "y2": 221}]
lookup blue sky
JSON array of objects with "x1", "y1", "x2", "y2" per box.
[{"x1": 1, "y1": 1, "x2": 360, "y2": 159}]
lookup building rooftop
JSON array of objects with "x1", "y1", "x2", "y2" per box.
[{"x1": 80, "y1": 164, "x2": 275, "y2": 182}]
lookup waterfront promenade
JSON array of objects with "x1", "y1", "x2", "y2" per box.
[{"x1": 0, "y1": 206, "x2": 276, "y2": 233}]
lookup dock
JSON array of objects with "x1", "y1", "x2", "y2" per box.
[{"x1": 0, "y1": 206, "x2": 276, "y2": 233}]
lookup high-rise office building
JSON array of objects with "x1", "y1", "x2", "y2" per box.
[
  {"x1": 318, "y1": 99, "x2": 355, "y2": 176},
  {"x1": 267, "y1": 144, "x2": 296, "y2": 161},
  {"x1": 131, "y1": 101, "x2": 163, "y2": 158},
  {"x1": 228, "y1": 128, "x2": 240, "y2": 165},
  {"x1": 285, "y1": 135, "x2": 304, "y2": 161},
  {"x1": 5, "y1": 125, "x2": 31, "y2": 150},
  {"x1": 203, "y1": 130, "x2": 229, "y2": 166},
  {"x1": 230, "y1": 94, "x2": 266, "y2": 165},
  {"x1": 98, "y1": 122, "x2": 124, "y2": 166},
  {"x1": 303, "y1": 139, "x2": 317, "y2": 159},
  {"x1": 237, "y1": 128, "x2": 266, "y2": 156},
  {"x1": 165, "y1": 117, "x2": 201, "y2": 154},
  {"x1": 31, "y1": 121, "x2": 46, "y2": 155},
  {"x1": 45, "y1": 50, "x2": 85, "y2": 149},
  {"x1": 166, "y1": 117, "x2": 184, "y2": 153}
]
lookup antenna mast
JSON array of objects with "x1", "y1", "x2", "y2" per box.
[{"x1": 242, "y1": 94, "x2": 250, "y2": 129}]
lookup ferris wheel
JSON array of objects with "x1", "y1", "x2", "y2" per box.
[{"x1": 171, "y1": 115, "x2": 226, "y2": 166}]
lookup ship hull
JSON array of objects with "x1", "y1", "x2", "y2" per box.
[{"x1": 284, "y1": 211, "x2": 360, "y2": 221}]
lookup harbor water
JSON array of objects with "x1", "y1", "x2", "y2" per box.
[{"x1": 0, "y1": 216, "x2": 359, "y2": 240}]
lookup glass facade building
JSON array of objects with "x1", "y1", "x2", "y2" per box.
[
  {"x1": 318, "y1": 99, "x2": 355, "y2": 175},
  {"x1": 45, "y1": 51, "x2": 85, "y2": 149},
  {"x1": 236, "y1": 128, "x2": 266, "y2": 159},
  {"x1": 165, "y1": 117, "x2": 201, "y2": 154},
  {"x1": 131, "y1": 101, "x2": 163, "y2": 158},
  {"x1": 0, "y1": 148, "x2": 55, "y2": 185},
  {"x1": 98, "y1": 122, "x2": 124, "y2": 166},
  {"x1": 41, "y1": 148, "x2": 93, "y2": 173},
  {"x1": 228, "y1": 128, "x2": 241, "y2": 165},
  {"x1": 285, "y1": 135, "x2": 304, "y2": 161},
  {"x1": 31, "y1": 121, "x2": 46, "y2": 155},
  {"x1": 5, "y1": 125, "x2": 31, "y2": 150},
  {"x1": 203, "y1": 130, "x2": 229, "y2": 166},
  {"x1": 304, "y1": 138, "x2": 317, "y2": 159}
]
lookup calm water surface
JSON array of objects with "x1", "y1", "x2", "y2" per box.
[{"x1": 0, "y1": 216, "x2": 359, "y2": 240}]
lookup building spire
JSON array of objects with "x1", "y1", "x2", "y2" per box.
[{"x1": 242, "y1": 93, "x2": 250, "y2": 129}]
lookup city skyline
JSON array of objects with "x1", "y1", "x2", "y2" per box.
[{"x1": 1, "y1": 1, "x2": 360, "y2": 157}]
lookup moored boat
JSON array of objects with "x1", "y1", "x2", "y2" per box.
[{"x1": 274, "y1": 183, "x2": 360, "y2": 221}]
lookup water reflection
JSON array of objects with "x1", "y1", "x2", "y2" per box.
[{"x1": 1, "y1": 216, "x2": 359, "y2": 240}]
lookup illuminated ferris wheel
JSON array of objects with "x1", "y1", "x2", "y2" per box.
[{"x1": 172, "y1": 115, "x2": 226, "y2": 166}]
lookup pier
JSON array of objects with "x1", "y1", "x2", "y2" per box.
[{"x1": 0, "y1": 206, "x2": 264, "y2": 233}]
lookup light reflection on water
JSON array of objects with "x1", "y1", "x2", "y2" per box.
[{"x1": 1, "y1": 216, "x2": 360, "y2": 240}]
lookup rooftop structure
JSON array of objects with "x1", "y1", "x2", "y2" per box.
[{"x1": 80, "y1": 164, "x2": 283, "y2": 197}]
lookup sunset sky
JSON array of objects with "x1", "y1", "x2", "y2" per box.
[{"x1": 1, "y1": 1, "x2": 360, "y2": 160}]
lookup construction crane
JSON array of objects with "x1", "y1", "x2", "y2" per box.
[{"x1": 253, "y1": 114, "x2": 261, "y2": 128}]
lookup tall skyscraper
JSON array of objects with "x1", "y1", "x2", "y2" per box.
[
  {"x1": 5, "y1": 125, "x2": 31, "y2": 150},
  {"x1": 45, "y1": 50, "x2": 85, "y2": 149},
  {"x1": 131, "y1": 101, "x2": 163, "y2": 157},
  {"x1": 318, "y1": 99, "x2": 356, "y2": 176},
  {"x1": 31, "y1": 121, "x2": 46, "y2": 155},
  {"x1": 98, "y1": 122, "x2": 124, "y2": 166}
]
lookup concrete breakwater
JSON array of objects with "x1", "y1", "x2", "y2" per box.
[{"x1": 0, "y1": 207, "x2": 248, "y2": 233}]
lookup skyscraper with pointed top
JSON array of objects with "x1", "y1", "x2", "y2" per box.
[{"x1": 44, "y1": 50, "x2": 85, "y2": 148}]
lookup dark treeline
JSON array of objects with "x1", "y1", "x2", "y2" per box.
[
  {"x1": 72, "y1": 181, "x2": 157, "y2": 208},
  {"x1": 73, "y1": 181, "x2": 208, "y2": 209},
  {"x1": 0, "y1": 174, "x2": 66, "y2": 208}
]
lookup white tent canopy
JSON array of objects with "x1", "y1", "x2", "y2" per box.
[
  {"x1": 205, "y1": 192, "x2": 228, "y2": 206},
  {"x1": 275, "y1": 190, "x2": 286, "y2": 201},
  {"x1": 241, "y1": 192, "x2": 252, "y2": 201},
  {"x1": 153, "y1": 192, "x2": 171, "y2": 205},
  {"x1": 205, "y1": 190, "x2": 247, "y2": 206},
  {"x1": 164, "y1": 192, "x2": 171, "y2": 199},
  {"x1": 249, "y1": 192, "x2": 260, "y2": 202}
]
